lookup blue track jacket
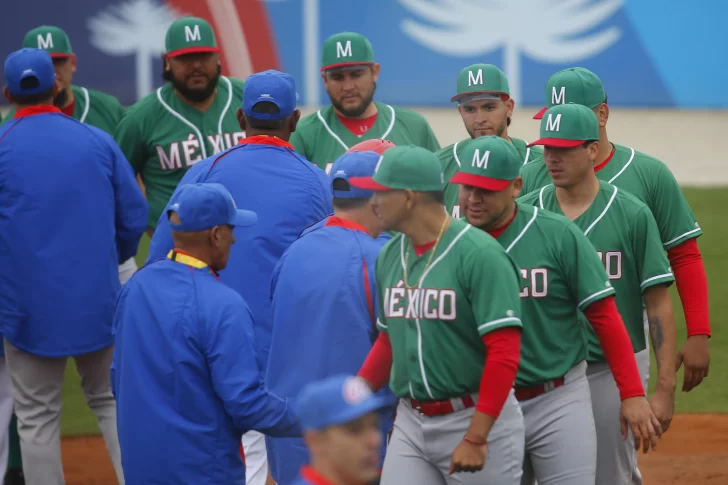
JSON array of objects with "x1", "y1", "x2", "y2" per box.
[
  {"x1": 112, "y1": 251, "x2": 301, "y2": 485},
  {"x1": 265, "y1": 216, "x2": 395, "y2": 485},
  {"x1": 0, "y1": 108, "x2": 147, "y2": 357},
  {"x1": 147, "y1": 138, "x2": 332, "y2": 373}
]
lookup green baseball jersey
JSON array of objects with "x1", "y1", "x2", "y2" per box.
[
  {"x1": 519, "y1": 181, "x2": 675, "y2": 361},
  {"x1": 290, "y1": 102, "x2": 441, "y2": 174},
  {"x1": 478, "y1": 203, "x2": 615, "y2": 386},
  {"x1": 519, "y1": 143, "x2": 702, "y2": 249},
  {"x1": 376, "y1": 218, "x2": 523, "y2": 400},
  {"x1": 114, "y1": 76, "x2": 245, "y2": 230},
  {"x1": 1, "y1": 85, "x2": 124, "y2": 136}
]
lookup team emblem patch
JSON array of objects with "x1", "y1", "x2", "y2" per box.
[{"x1": 342, "y1": 377, "x2": 372, "y2": 404}]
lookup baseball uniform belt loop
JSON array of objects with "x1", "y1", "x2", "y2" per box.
[
  {"x1": 514, "y1": 377, "x2": 566, "y2": 401},
  {"x1": 409, "y1": 393, "x2": 477, "y2": 417}
]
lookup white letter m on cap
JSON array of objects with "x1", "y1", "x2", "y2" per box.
[
  {"x1": 471, "y1": 149, "x2": 490, "y2": 169},
  {"x1": 336, "y1": 40, "x2": 352, "y2": 58},
  {"x1": 38, "y1": 33, "x2": 53, "y2": 49},
  {"x1": 468, "y1": 69, "x2": 483, "y2": 87},
  {"x1": 552, "y1": 86, "x2": 566, "y2": 105},
  {"x1": 185, "y1": 25, "x2": 201, "y2": 43},
  {"x1": 545, "y1": 113, "x2": 562, "y2": 132}
]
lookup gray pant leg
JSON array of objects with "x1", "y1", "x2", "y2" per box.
[
  {"x1": 428, "y1": 392, "x2": 525, "y2": 485},
  {"x1": 521, "y1": 362, "x2": 596, "y2": 485},
  {"x1": 73, "y1": 346, "x2": 124, "y2": 485},
  {"x1": 381, "y1": 401, "x2": 446, "y2": 485},
  {"x1": 521, "y1": 454, "x2": 536, "y2": 485},
  {"x1": 588, "y1": 352, "x2": 649, "y2": 485},
  {"x1": 118, "y1": 258, "x2": 138, "y2": 285},
  {"x1": 0, "y1": 359, "x2": 15, "y2": 474},
  {"x1": 4, "y1": 342, "x2": 66, "y2": 485}
]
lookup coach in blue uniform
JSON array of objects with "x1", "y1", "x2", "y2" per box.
[
  {"x1": 113, "y1": 183, "x2": 301, "y2": 484},
  {"x1": 266, "y1": 151, "x2": 395, "y2": 485},
  {"x1": 147, "y1": 69, "x2": 332, "y2": 483},
  {"x1": 0, "y1": 48, "x2": 147, "y2": 485}
]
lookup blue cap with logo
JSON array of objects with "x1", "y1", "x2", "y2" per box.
[
  {"x1": 296, "y1": 375, "x2": 392, "y2": 431},
  {"x1": 4, "y1": 48, "x2": 56, "y2": 96},
  {"x1": 330, "y1": 151, "x2": 381, "y2": 199},
  {"x1": 167, "y1": 183, "x2": 257, "y2": 232},
  {"x1": 243, "y1": 69, "x2": 298, "y2": 120}
]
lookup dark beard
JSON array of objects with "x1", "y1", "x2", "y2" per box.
[
  {"x1": 330, "y1": 82, "x2": 376, "y2": 118},
  {"x1": 170, "y1": 65, "x2": 221, "y2": 103},
  {"x1": 53, "y1": 89, "x2": 68, "y2": 109}
]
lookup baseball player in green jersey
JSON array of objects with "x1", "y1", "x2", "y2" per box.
[
  {"x1": 521, "y1": 68, "x2": 711, "y2": 394},
  {"x1": 352, "y1": 146, "x2": 525, "y2": 484},
  {"x1": 520, "y1": 104, "x2": 676, "y2": 485},
  {"x1": 115, "y1": 17, "x2": 245, "y2": 234},
  {"x1": 1, "y1": 26, "x2": 125, "y2": 135},
  {"x1": 439, "y1": 64, "x2": 543, "y2": 219},
  {"x1": 452, "y1": 136, "x2": 662, "y2": 484},
  {"x1": 290, "y1": 32, "x2": 440, "y2": 174}
]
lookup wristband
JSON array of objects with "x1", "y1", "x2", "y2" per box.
[{"x1": 463, "y1": 436, "x2": 486, "y2": 446}]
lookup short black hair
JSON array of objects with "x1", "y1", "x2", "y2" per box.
[
  {"x1": 331, "y1": 178, "x2": 371, "y2": 210},
  {"x1": 7, "y1": 77, "x2": 53, "y2": 105},
  {"x1": 507, "y1": 116, "x2": 511, "y2": 127},
  {"x1": 246, "y1": 101, "x2": 286, "y2": 130},
  {"x1": 582, "y1": 140, "x2": 598, "y2": 148},
  {"x1": 422, "y1": 191, "x2": 445, "y2": 204}
]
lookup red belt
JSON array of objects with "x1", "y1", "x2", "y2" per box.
[
  {"x1": 514, "y1": 377, "x2": 565, "y2": 401},
  {"x1": 409, "y1": 394, "x2": 476, "y2": 417}
]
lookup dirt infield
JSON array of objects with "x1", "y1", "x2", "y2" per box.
[{"x1": 61, "y1": 414, "x2": 728, "y2": 484}]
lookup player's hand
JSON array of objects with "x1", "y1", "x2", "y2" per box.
[
  {"x1": 648, "y1": 390, "x2": 675, "y2": 433},
  {"x1": 675, "y1": 335, "x2": 710, "y2": 392},
  {"x1": 620, "y1": 396, "x2": 662, "y2": 454},
  {"x1": 449, "y1": 439, "x2": 487, "y2": 474}
]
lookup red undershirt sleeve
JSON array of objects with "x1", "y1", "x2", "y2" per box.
[
  {"x1": 357, "y1": 332, "x2": 393, "y2": 391},
  {"x1": 667, "y1": 239, "x2": 711, "y2": 337},
  {"x1": 584, "y1": 296, "x2": 645, "y2": 400},
  {"x1": 476, "y1": 327, "x2": 521, "y2": 418}
]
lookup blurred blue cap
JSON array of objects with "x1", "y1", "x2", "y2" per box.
[
  {"x1": 243, "y1": 69, "x2": 298, "y2": 120},
  {"x1": 167, "y1": 183, "x2": 257, "y2": 232},
  {"x1": 330, "y1": 151, "x2": 381, "y2": 199},
  {"x1": 4, "y1": 48, "x2": 56, "y2": 96},
  {"x1": 295, "y1": 375, "x2": 391, "y2": 431}
]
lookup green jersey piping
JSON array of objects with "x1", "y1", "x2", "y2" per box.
[
  {"x1": 640, "y1": 272, "x2": 675, "y2": 289},
  {"x1": 79, "y1": 87, "x2": 89, "y2": 124},
  {"x1": 583, "y1": 185, "x2": 618, "y2": 236},
  {"x1": 504, "y1": 205, "x2": 539, "y2": 254},
  {"x1": 316, "y1": 104, "x2": 396, "y2": 150},
  {"x1": 398, "y1": 222, "x2": 473, "y2": 400},
  {"x1": 606, "y1": 146, "x2": 635, "y2": 184},
  {"x1": 522, "y1": 146, "x2": 531, "y2": 165}
]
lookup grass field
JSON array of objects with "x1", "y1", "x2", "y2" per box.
[{"x1": 58, "y1": 187, "x2": 728, "y2": 436}]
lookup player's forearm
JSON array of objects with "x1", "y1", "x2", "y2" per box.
[
  {"x1": 357, "y1": 332, "x2": 393, "y2": 392},
  {"x1": 645, "y1": 286, "x2": 677, "y2": 393},
  {"x1": 585, "y1": 296, "x2": 645, "y2": 399},
  {"x1": 667, "y1": 239, "x2": 711, "y2": 337}
]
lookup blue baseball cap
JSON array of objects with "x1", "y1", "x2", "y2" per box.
[
  {"x1": 167, "y1": 183, "x2": 257, "y2": 232},
  {"x1": 296, "y1": 375, "x2": 392, "y2": 431},
  {"x1": 243, "y1": 70, "x2": 298, "y2": 120},
  {"x1": 330, "y1": 151, "x2": 381, "y2": 199},
  {"x1": 4, "y1": 48, "x2": 56, "y2": 96}
]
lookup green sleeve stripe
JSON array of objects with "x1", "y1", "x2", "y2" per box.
[
  {"x1": 478, "y1": 317, "x2": 522, "y2": 334},
  {"x1": 376, "y1": 318, "x2": 387, "y2": 331},
  {"x1": 578, "y1": 287, "x2": 617, "y2": 310},
  {"x1": 640, "y1": 273, "x2": 675, "y2": 289},
  {"x1": 662, "y1": 227, "x2": 702, "y2": 248}
]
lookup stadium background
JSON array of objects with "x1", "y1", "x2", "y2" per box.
[{"x1": 1, "y1": 0, "x2": 726, "y2": 483}]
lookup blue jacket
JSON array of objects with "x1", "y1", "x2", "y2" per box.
[
  {"x1": 265, "y1": 216, "x2": 394, "y2": 485},
  {"x1": 147, "y1": 140, "x2": 332, "y2": 373},
  {"x1": 0, "y1": 110, "x2": 147, "y2": 357},
  {"x1": 112, "y1": 252, "x2": 301, "y2": 485}
]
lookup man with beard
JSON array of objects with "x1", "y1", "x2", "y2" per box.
[
  {"x1": 290, "y1": 32, "x2": 440, "y2": 174},
  {"x1": 438, "y1": 64, "x2": 542, "y2": 219},
  {"x1": 115, "y1": 17, "x2": 245, "y2": 236}
]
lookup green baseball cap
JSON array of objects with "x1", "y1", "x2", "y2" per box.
[
  {"x1": 349, "y1": 146, "x2": 445, "y2": 192},
  {"x1": 165, "y1": 17, "x2": 220, "y2": 58},
  {"x1": 450, "y1": 137, "x2": 522, "y2": 191},
  {"x1": 23, "y1": 26, "x2": 74, "y2": 59},
  {"x1": 321, "y1": 32, "x2": 375, "y2": 72},
  {"x1": 528, "y1": 104, "x2": 599, "y2": 148},
  {"x1": 451, "y1": 64, "x2": 510, "y2": 103},
  {"x1": 533, "y1": 67, "x2": 606, "y2": 119}
]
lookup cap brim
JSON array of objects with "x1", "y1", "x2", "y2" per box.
[
  {"x1": 533, "y1": 107, "x2": 548, "y2": 119},
  {"x1": 348, "y1": 176, "x2": 392, "y2": 191},
  {"x1": 321, "y1": 62, "x2": 374, "y2": 72},
  {"x1": 527, "y1": 138, "x2": 587, "y2": 148},
  {"x1": 450, "y1": 172, "x2": 512, "y2": 191},
  {"x1": 49, "y1": 53, "x2": 75, "y2": 59},
  {"x1": 305, "y1": 395, "x2": 394, "y2": 431},
  {"x1": 230, "y1": 209, "x2": 258, "y2": 227},
  {"x1": 167, "y1": 47, "x2": 221, "y2": 58},
  {"x1": 451, "y1": 91, "x2": 509, "y2": 103}
]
